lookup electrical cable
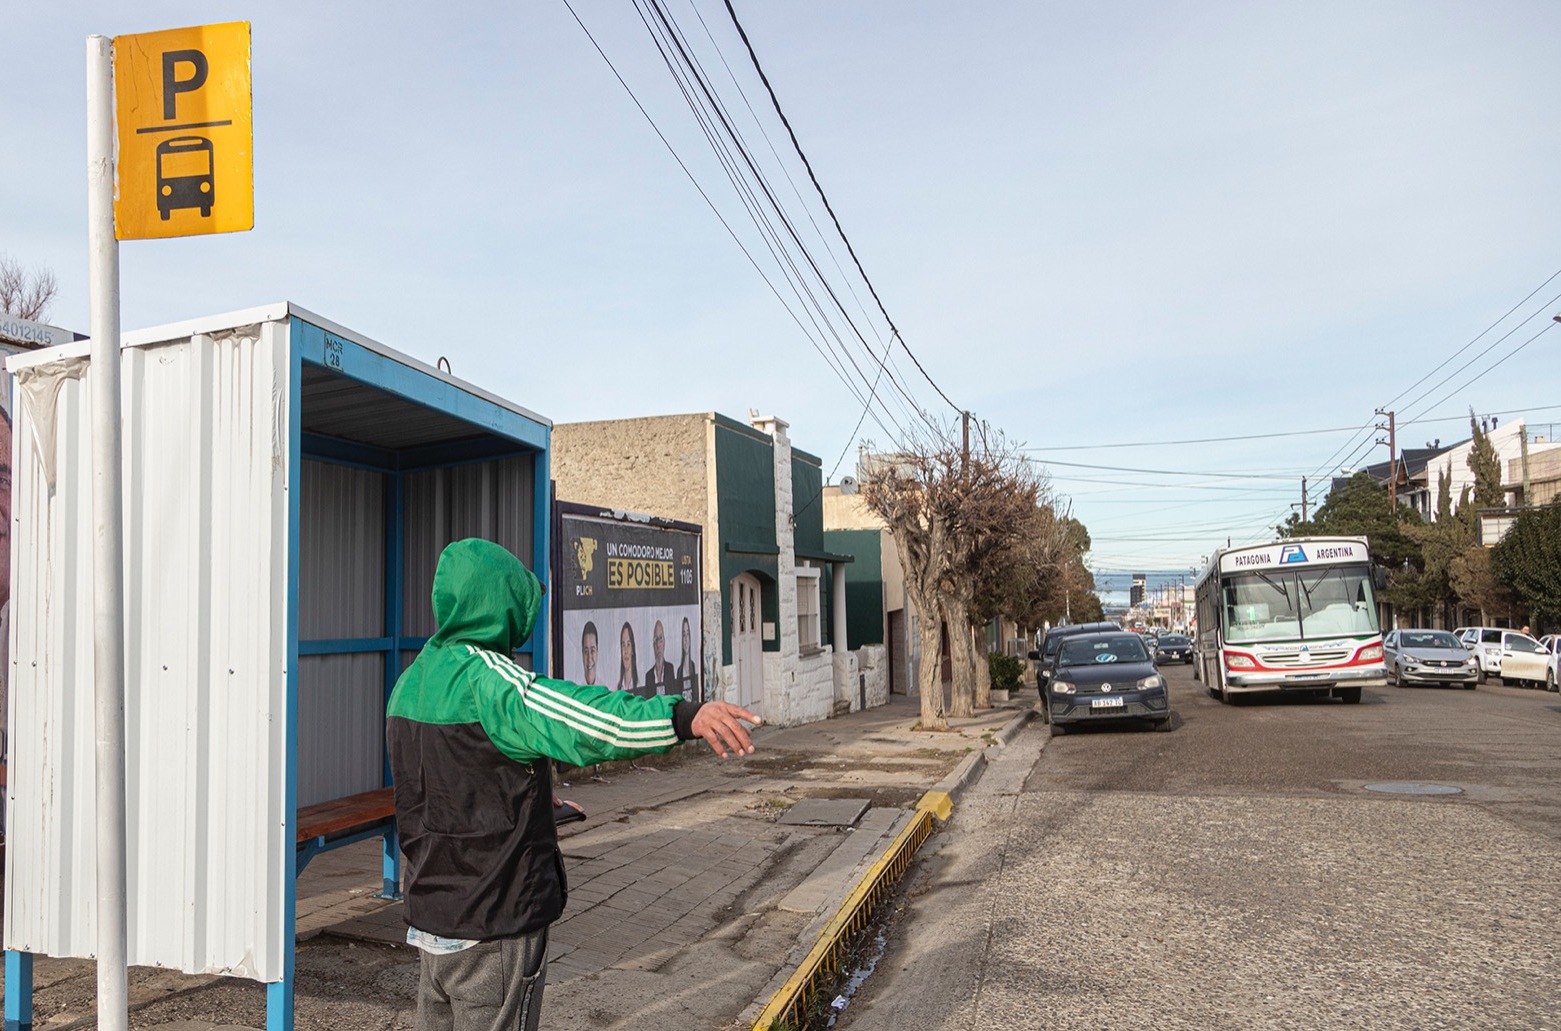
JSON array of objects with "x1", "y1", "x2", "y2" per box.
[
  {"x1": 1380, "y1": 265, "x2": 1561, "y2": 412},
  {"x1": 636, "y1": 0, "x2": 928, "y2": 446},
  {"x1": 1400, "y1": 319, "x2": 1559, "y2": 429},
  {"x1": 722, "y1": 0, "x2": 960, "y2": 416},
  {"x1": 1021, "y1": 423, "x2": 1366, "y2": 452},
  {"x1": 560, "y1": 0, "x2": 902, "y2": 440}
]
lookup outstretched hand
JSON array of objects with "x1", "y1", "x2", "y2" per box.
[{"x1": 690, "y1": 701, "x2": 762, "y2": 758}]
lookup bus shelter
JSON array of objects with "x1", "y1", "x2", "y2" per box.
[{"x1": 2, "y1": 303, "x2": 551, "y2": 1031}]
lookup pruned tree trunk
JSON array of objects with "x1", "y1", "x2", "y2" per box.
[
  {"x1": 972, "y1": 619, "x2": 992, "y2": 709},
  {"x1": 914, "y1": 600, "x2": 947, "y2": 730},
  {"x1": 946, "y1": 596, "x2": 975, "y2": 718}
]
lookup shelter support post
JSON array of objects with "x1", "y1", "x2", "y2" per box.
[
  {"x1": 4, "y1": 950, "x2": 33, "y2": 1031},
  {"x1": 379, "y1": 824, "x2": 402, "y2": 900},
  {"x1": 266, "y1": 978, "x2": 292, "y2": 1031}
]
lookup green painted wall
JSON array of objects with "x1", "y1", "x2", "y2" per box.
[
  {"x1": 791, "y1": 451, "x2": 825, "y2": 558},
  {"x1": 825, "y1": 529, "x2": 884, "y2": 649},
  {"x1": 714, "y1": 416, "x2": 778, "y2": 662}
]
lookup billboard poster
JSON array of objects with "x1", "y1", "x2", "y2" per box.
[{"x1": 555, "y1": 505, "x2": 703, "y2": 703}]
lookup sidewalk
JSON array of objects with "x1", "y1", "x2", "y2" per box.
[{"x1": 12, "y1": 692, "x2": 1038, "y2": 1030}]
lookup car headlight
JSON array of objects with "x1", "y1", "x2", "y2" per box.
[
  {"x1": 1051, "y1": 681, "x2": 1076, "y2": 695},
  {"x1": 1137, "y1": 675, "x2": 1164, "y2": 689},
  {"x1": 1465, "y1": 657, "x2": 1478, "y2": 667},
  {"x1": 1358, "y1": 644, "x2": 1383, "y2": 661},
  {"x1": 1225, "y1": 655, "x2": 1254, "y2": 669}
]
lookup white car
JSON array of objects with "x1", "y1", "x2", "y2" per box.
[
  {"x1": 1458, "y1": 626, "x2": 1548, "y2": 687},
  {"x1": 1538, "y1": 635, "x2": 1561, "y2": 693}
]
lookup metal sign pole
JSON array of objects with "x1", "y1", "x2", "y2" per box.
[{"x1": 85, "y1": 34, "x2": 130, "y2": 1031}]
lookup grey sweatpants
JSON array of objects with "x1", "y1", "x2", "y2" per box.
[{"x1": 416, "y1": 929, "x2": 548, "y2": 1031}]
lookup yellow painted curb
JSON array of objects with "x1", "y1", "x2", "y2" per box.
[
  {"x1": 752, "y1": 801, "x2": 945, "y2": 1030},
  {"x1": 916, "y1": 790, "x2": 953, "y2": 821}
]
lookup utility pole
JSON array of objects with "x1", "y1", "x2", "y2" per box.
[
  {"x1": 1521, "y1": 430, "x2": 1531, "y2": 506},
  {"x1": 1375, "y1": 408, "x2": 1397, "y2": 510},
  {"x1": 1301, "y1": 476, "x2": 1308, "y2": 522},
  {"x1": 961, "y1": 410, "x2": 970, "y2": 478}
]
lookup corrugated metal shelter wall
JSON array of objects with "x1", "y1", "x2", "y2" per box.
[
  {"x1": 298, "y1": 460, "x2": 385, "y2": 807},
  {"x1": 4, "y1": 325, "x2": 290, "y2": 982},
  {"x1": 401, "y1": 455, "x2": 535, "y2": 651}
]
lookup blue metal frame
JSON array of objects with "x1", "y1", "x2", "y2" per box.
[
  {"x1": 379, "y1": 471, "x2": 404, "y2": 901},
  {"x1": 269, "y1": 328, "x2": 304, "y2": 1031},
  {"x1": 268, "y1": 316, "x2": 551, "y2": 1028},
  {"x1": 4, "y1": 950, "x2": 32, "y2": 1031}
]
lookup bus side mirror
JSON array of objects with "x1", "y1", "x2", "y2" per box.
[{"x1": 1371, "y1": 566, "x2": 1387, "y2": 590}]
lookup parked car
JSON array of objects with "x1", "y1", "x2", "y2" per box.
[
  {"x1": 1537, "y1": 635, "x2": 1561, "y2": 692},
  {"x1": 1153, "y1": 633, "x2": 1193, "y2": 664},
  {"x1": 1045, "y1": 631, "x2": 1171, "y2": 734},
  {"x1": 1457, "y1": 626, "x2": 1549, "y2": 687},
  {"x1": 1029, "y1": 621, "x2": 1119, "y2": 689},
  {"x1": 1382, "y1": 629, "x2": 1478, "y2": 689}
]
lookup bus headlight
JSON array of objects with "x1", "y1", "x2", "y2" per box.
[
  {"x1": 1358, "y1": 644, "x2": 1383, "y2": 662},
  {"x1": 1225, "y1": 655, "x2": 1255, "y2": 669}
]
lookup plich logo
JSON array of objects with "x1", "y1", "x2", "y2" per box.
[
  {"x1": 574, "y1": 537, "x2": 598, "y2": 580},
  {"x1": 1279, "y1": 545, "x2": 1308, "y2": 564}
]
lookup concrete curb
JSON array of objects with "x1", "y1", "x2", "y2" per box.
[
  {"x1": 931, "y1": 746, "x2": 987, "y2": 802},
  {"x1": 993, "y1": 706, "x2": 1036, "y2": 747}
]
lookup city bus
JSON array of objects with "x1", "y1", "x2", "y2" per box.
[{"x1": 1192, "y1": 536, "x2": 1387, "y2": 704}]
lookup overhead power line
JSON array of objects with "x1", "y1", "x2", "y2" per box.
[
  {"x1": 1021, "y1": 424, "x2": 1364, "y2": 452},
  {"x1": 721, "y1": 0, "x2": 960, "y2": 415},
  {"x1": 1381, "y1": 265, "x2": 1561, "y2": 413}
]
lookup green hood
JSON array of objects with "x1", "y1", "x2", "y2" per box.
[{"x1": 428, "y1": 538, "x2": 541, "y2": 652}]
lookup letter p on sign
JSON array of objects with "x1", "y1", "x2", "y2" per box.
[{"x1": 113, "y1": 22, "x2": 252, "y2": 240}]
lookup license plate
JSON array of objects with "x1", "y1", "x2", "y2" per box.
[{"x1": 1090, "y1": 697, "x2": 1124, "y2": 709}]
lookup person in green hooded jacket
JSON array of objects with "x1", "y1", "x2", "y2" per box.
[{"x1": 387, "y1": 538, "x2": 761, "y2": 1031}]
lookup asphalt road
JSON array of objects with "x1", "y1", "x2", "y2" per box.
[{"x1": 838, "y1": 666, "x2": 1561, "y2": 1031}]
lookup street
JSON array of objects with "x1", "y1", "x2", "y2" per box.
[{"x1": 839, "y1": 665, "x2": 1561, "y2": 1030}]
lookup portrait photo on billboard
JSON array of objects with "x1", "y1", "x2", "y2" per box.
[{"x1": 555, "y1": 506, "x2": 702, "y2": 703}]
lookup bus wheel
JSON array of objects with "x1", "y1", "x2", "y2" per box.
[{"x1": 1338, "y1": 687, "x2": 1362, "y2": 704}]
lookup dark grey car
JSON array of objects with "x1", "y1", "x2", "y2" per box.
[
  {"x1": 1046, "y1": 632, "x2": 1171, "y2": 734},
  {"x1": 1154, "y1": 633, "x2": 1194, "y2": 665},
  {"x1": 1383, "y1": 629, "x2": 1478, "y2": 689}
]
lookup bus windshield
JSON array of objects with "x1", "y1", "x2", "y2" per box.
[{"x1": 1222, "y1": 564, "x2": 1378, "y2": 644}]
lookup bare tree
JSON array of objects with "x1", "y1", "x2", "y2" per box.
[
  {"x1": 940, "y1": 424, "x2": 1046, "y2": 714},
  {"x1": 0, "y1": 254, "x2": 59, "y2": 322},
  {"x1": 859, "y1": 436, "x2": 960, "y2": 732}
]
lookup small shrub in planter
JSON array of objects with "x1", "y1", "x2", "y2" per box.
[{"x1": 988, "y1": 652, "x2": 1023, "y2": 693}]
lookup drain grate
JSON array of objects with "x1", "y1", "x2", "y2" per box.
[{"x1": 1364, "y1": 782, "x2": 1462, "y2": 795}]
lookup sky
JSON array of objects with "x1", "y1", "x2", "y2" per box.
[{"x1": 6, "y1": 1, "x2": 1560, "y2": 587}]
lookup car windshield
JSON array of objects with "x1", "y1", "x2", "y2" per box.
[
  {"x1": 1221, "y1": 563, "x2": 1379, "y2": 644},
  {"x1": 1158, "y1": 635, "x2": 1190, "y2": 646},
  {"x1": 1057, "y1": 636, "x2": 1149, "y2": 667},
  {"x1": 1401, "y1": 631, "x2": 1460, "y2": 649}
]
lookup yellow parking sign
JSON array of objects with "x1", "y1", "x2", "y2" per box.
[{"x1": 114, "y1": 22, "x2": 252, "y2": 240}]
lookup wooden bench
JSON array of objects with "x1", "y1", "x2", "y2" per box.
[{"x1": 295, "y1": 787, "x2": 398, "y2": 886}]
